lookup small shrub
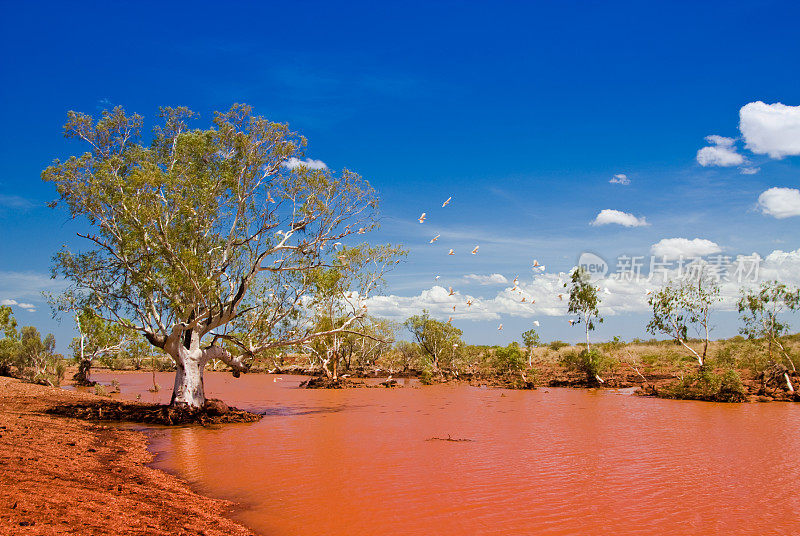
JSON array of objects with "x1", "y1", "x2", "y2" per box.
[
  {"x1": 560, "y1": 349, "x2": 614, "y2": 384},
  {"x1": 549, "y1": 340, "x2": 569, "y2": 351},
  {"x1": 419, "y1": 366, "x2": 434, "y2": 385},
  {"x1": 94, "y1": 384, "x2": 109, "y2": 397},
  {"x1": 491, "y1": 342, "x2": 526, "y2": 376},
  {"x1": 601, "y1": 336, "x2": 623, "y2": 352},
  {"x1": 660, "y1": 368, "x2": 746, "y2": 402},
  {"x1": 714, "y1": 343, "x2": 739, "y2": 368}
]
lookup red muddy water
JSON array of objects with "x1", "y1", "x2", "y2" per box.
[{"x1": 95, "y1": 372, "x2": 800, "y2": 536}]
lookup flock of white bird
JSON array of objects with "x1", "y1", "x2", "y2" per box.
[
  {"x1": 418, "y1": 197, "x2": 546, "y2": 332},
  {"x1": 413, "y1": 196, "x2": 663, "y2": 339}
]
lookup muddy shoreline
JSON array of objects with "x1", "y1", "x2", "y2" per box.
[{"x1": 0, "y1": 376, "x2": 258, "y2": 536}]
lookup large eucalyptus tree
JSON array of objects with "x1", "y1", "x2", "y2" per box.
[{"x1": 44, "y1": 104, "x2": 401, "y2": 407}]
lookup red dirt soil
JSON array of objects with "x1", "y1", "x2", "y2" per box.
[{"x1": 0, "y1": 376, "x2": 257, "y2": 536}]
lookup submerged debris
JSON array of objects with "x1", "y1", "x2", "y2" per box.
[{"x1": 426, "y1": 434, "x2": 474, "y2": 442}]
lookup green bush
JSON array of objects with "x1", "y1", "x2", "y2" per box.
[
  {"x1": 548, "y1": 340, "x2": 569, "y2": 351},
  {"x1": 418, "y1": 364, "x2": 435, "y2": 385},
  {"x1": 559, "y1": 349, "x2": 614, "y2": 383},
  {"x1": 660, "y1": 368, "x2": 746, "y2": 402},
  {"x1": 491, "y1": 342, "x2": 526, "y2": 376},
  {"x1": 600, "y1": 336, "x2": 623, "y2": 351}
]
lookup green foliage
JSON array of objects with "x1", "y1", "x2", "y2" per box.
[
  {"x1": 564, "y1": 267, "x2": 603, "y2": 349},
  {"x1": 559, "y1": 349, "x2": 614, "y2": 383},
  {"x1": 647, "y1": 269, "x2": 720, "y2": 367},
  {"x1": 660, "y1": 368, "x2": 746, "y2": 403},
  {"x1": 713, "y1": 339, "x2": 747, "y2": 369},
  {"x1": 380, "y1": 340, "x2": 420, "y2": 373},
  {"x1": 0, "y1": 306, "x2": 19, "y2": 376},
  {"x1": 601, "y1": 336, "x2": 623, "y2": 351},
  {"x1": 737, "y1": 280, "x2": 799, "y2": 371},
  {"x1": 418, "y1": 365, "x2": 435, "y2": 385},
  {"x1": 43, "y1": 104, "x2": 403, "y2": 388},
  {"x1": 305, "y1": 256, "x2": 402, "y2": 379},
  {"x1": 404, "y1": 311, "x2": 463, "y2": 376},
  {"x1": 548, "y1": 340, "x2": 569, "y2": 351},
  {"x1": 0, "y1": 307, "x2": 65, "y2": 386},
  {"x1": 521, "y1": 328, "x2": 540, "y2": 350},
  {"x1": 491, "y1": 342, "x2": 527, "y2": 376}
]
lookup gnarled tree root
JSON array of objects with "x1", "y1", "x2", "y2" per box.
[{"x1": 47, "y1": 399, "x2": 262, "y2": 426}]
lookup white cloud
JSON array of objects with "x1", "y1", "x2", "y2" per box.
[
  {"x1": 696, "y1": 135, "x2": 745, "y2": 167},
  {"x1": 650, "y1": 238, "x2": 721, "y2": 259},
  {"x1": 283, "y1": 157, "x2": 328, "y2": 170},
  {"x1": 0, "y1": 298, "x2": 36, "y2": 313},
  {"x1": 591, "y1": 209, "x2": 648, "y2": 227},
  {"x1": 757, "y1": 187, "x2": 800, "y2": 219},
  {"x1": 462, "y1": 273, "x2": 508, "y2": 285},
  {"x1": 365, "y1": 248, "x2": 800, "y2": 322},
  {"x1": 0, "y1": 271, "x2": 65, "y2": 301},
  {"x1": 739, "y1": 167, "x2": 760, "y2": 175},
  {"x1": 739, "y1": 101, "x2": 800, "y2": 159},
  {"x1": 609, "y1": 173, "x2": 630, "y2": 185}
]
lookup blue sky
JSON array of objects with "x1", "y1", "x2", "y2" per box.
[{"x1": 1, "y1": 0, "x2": 799, "y2": 350}]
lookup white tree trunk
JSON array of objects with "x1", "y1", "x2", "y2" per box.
[
  {"x1": 171, "y1": 351, "x2": 207, "y2": 407},
  {"x1": 584, "y1": 316, "x2": 590, "y2": 353},
  {"x1": 167, "y1": 330, "x2": 209, "y2": 408},
  {"x1": 164, "y1": 327, "x2": 250, "y2": 409}
]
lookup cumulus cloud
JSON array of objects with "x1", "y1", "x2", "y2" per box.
[
  {"x1": 739, "y1": 167, "x2": 760, "y2": 175},
  {"x1": 609, "y1": 173, "x2": 630, "y2": 185},
  {"x1": 696, "y1": 135, "x2": 745, "y2": 167},
  {"x1": 0, "y1": 298, "x2": 35, "y2": 312},
  {"x1": 591, "y1": 209, "x2": 648, "y2": 227},
  {"x1": 757, "y1": 187, "x2": 800, "y2": 219},
  {"x1": 283, "y1": 157, "x2": 328, "y2": 170},
  {"x1": 364, "y1": 248, "x2": 800, "y2": 321},
  {"x1": 462, "y1": 273, "x2": 508, "y2": 285},
  {"x1": 650, "y1": 238, "x2": 721, "y2": 259},
  {"x1": 739, "y1": 101, "x2": 800, "y2": 159}
]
